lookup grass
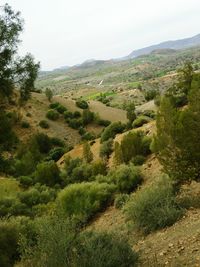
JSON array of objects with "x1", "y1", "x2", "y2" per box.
[
  {"x1": 83, "y1": 91, "x2": 116, "y2": 101},
  {"x1": 0, "y1": 178, "x2": 20, "y2": 200}
]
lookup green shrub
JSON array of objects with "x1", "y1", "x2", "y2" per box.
[
  {"x1": 46, "y1": 109, "x2": 59, "y2": 120},
  {"x1": 21, "y1": 121, "x2": 30, "y2": 128},
  {"x1": 101, "y1": 122, "x2": 125, "y2": 142},
  {"x1": 74, "y1": 231, "x2": 138, "y2": 267},
  {"x1": 142, "y1": 110, "x2": 156, "y2": 119},
  {"x1": 0, "y1": 221, "x2": 20, "y2": 267},
  {"x1": 34, "y1": 161, "x2": 61, "y2": 186},
  {"x1": 68, "y1": 118, "x2": 83, "y2": 129},
  {"x1": 99, "y1": 139, "x2": 113, "y2": 159},
  {"x1": 144, "y1": 89, "x2": 158, "y2": 101},
  {"x1": 108, "y1": 164, "x2": 143, "y2": 193},
  {"x1": 64, "y1": 111, "x2": 74, "y2": 119},
  {"x1": 50, "y1": 137, "x2": 65, "y2": 147},
  {"x1": 49, "y1": 102, "x2": 60, "y2": 109},
  {"x1": 97, "y1": 119, "x2": 111, "y2": 127},
  {"x1": 76, "y1": 99, "x2": 89, "y2": 109},
  {"x1": 73, "y1": 111, "x2": 81, "y2": 118},
  {"x1": 82, "y1": 109, "x2": 94, "y2": 125},
  {"x1": 132, "y1": 116, "x2": 151, "y2": 128},
  {"x1": 81, "y1": 132, "x2": 95, "y2": 141},
  {"x1": 114, "y1": 194, "x2": 130, "y2": 209},
  {"x1": 120, "y1": 131, "x2": 151, "y2": 163},
  {"x1": 34, "y1": 133, "x2": 52, "y2": 154},
  {"x1": 39, "y1": 120, "x2": 49, "y2": 129},
  {"x1": 47, "y1": 147, "x2": 65, "y2": 161},
  {"x1": 19, "y1": 176, "x2": 33, "y2": 188},
  {"x1": 57, "y1": 182, "x2": 115, "y2": 221},
  {"x1": 132, "y1": 155, "x2": 146, "y2": 165},
  {"x1": 56, "y1": 104, "x2": 67, "y2": 114},
  {"x1": 78, "y1": 127, "x2": 86, "y2": 136},
  {"x1": 125, "y1": 178, "x2": 184, "y2": 234}
]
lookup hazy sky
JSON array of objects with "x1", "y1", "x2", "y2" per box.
[{"x1": 2, "y1": 0, "x2": 200, "y2": 70}]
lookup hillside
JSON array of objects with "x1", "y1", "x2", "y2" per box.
[{"x1": 127, "y1": 33, "x2": 200, "y2": 59}]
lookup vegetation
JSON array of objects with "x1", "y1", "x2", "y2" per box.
[
  {"x1": 76, "y1": 99, "x2": 89, "y2": 109},
  {"x1": 57, "y1": 182, "x2": 115, "y2": 221},
  {"x1": 125, "y1": 178, "x2": 183, "y2": 234},
  {"x1": 45, "y1": 88, "x2": 53, "y2": 102},
  {"x1": 101, "y1": 122, "x2": 125, "y2": 142},
  {"x1": 46, "y1": 109, "x2": 59, "y2": 120}
]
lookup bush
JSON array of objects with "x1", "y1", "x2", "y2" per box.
[
  {"x1": 125, "y1": 178, "x2": 184, "y2": 234},
  {"x1": 81, "y1": 132, "x2": 95, "y2": 141},
  {"x1": 78, "y1": 127, "x2": 86, "y2": 136},
  {"x1": 74, "y1": 231, "x2": 138, "y2": 267},
  {"x1": 34, "y1": 161, "x2": 61, "y2": 186},
  {"x1": 34, "y1": 133, "x2": 52, "y2": 154},
  {"x1": 144, "y1": 89, "x2": 158, "y2": 101},
  {"x1": 132, "y1": 155, "x2": 146, "y2": 165},
  {"x1": 47, "y1": 147, "x2": 65, "y2": 161},
  {"x1": 76, "y1": 99, "x2": 89, "y2": 109},
  {"x1": 39, "y1": 120, "x2": 49, "y2": 129},
  {"x1": 120, "y1": 132, "x2": 151, "y2": 163},
  {"x1": 101, "y1": 122, "x2": 125, "y2": 142},
  {"x1": 19, "y1": 176, "x2": 33, "y2": 188},
  {"x1": 64, "y1": 111, "x2": 74, "y2": 119},
  {"x1": 114, "y1": 194, "x2": 130, "y2": 209},
  {"x1": 73, "y1": 111, "x2": 81, "y2": 118},
  {"x1": 82, "y1": 109, "x2": 94, "y2": 125},
  {"x1": 46, "y1": 109, "x2": 59, "y2": 120},
  {"x1": 0, "y1": 221, "x2": 20, "y2": 267},
  {"x1": 49, "y1": 102, "x2": 60, "y2": 109},
  {"x1": 132, "y1": 116, "x2": 151, "y2": 128},
  {"x1": 50, "y1": 137, "x2": 65, "y2": 147},
  {"x1": 68, "y1": 118, "x2": 83, "y2": 129},
  {"x1": 108, "y1": 164, "x2": 143, "y2": 193},
  {"x1": 97, "y1": 119, "x2": 111, "y2": 127},
  {"x1": 21, "y1": 121, "x2": 30, "y2": 128},
  {"x1": 99, "y1": 139, "x2": 113, "y2": 159},
  {"x1": 56, "y1": 104, "x2": 67, "y2": 114},
  {"x1": 57, "y1": 182, "x2": 115, "y2": 221}
]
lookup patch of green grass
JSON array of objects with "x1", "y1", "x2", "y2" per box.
[
  {"x1": 83, "y1": 91, "x2": 116, "y2": 101},
  {"x1": 0, "y1": 178, "x2": 20, "y2": 200}
]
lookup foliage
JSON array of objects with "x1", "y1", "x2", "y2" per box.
[
  {"x1": 82, "y1": 109, "x2": 94, "y2": 125},
  {"x1": 68, "y1": 118, "x2": 83, "y2": 129},
  {"x1": 144, "y1": 89, "x2": 158, "y2": 101},
  {"x1": 76, "y1": 99, "x2": 88, "y2": 109},
  {"x1": 21, "y1": 121, "x2": 30, "y2": 128},
  {"x1": 125, "y1": 178, "x2": 184, "y2": 234},
  {"x1": 73, "y1": 231, "x2": 138, "y2": 267},
  {"x1": 83, "y1": 142, "x2": 93, "y2": 163},
  {"x1": 113, "y1": 141, "x2": 123, "y2": 166},
  {"x1": 132, "y1": 115, "x2": 151, "y2": 128},
  {"x1": 46, "y1": 109, "x2": 59, "y2": 120},
  {"x1": 101, "y1": 122, "x2": 125, "y2": 142},
  {"x1": 0, "y1": 4, "x2": 39, "y2": 100},
  {"x1": 57, "y1": 182, "x2": 115, "y2": 221},
  {"x1": 39, "y1": 120, "x2": 49, "y2": 129},
  {"x1": 125, "y1": 102, "x2": 136, "y2": 123},
  {"x1": 114, "y1": 193, "x2": 130, "y2": 209},
  {"x1": 153, "y1": 78, "x2": 200, "y2": 183},
  {"x1": 108, "y1": 164, "x2": 143, "y2": 193},
  {"x1": 0, "y1": 220, "x2": 20, "y2": 267},
  {"x1": 45, "y1": 88, "x2": 53, "y2": 102},
  {"x1": 81, "y1": 131, "x2": 95, "y2": 141},
  {"x1": 120, "y1": 131, "x2": 151, "y2": 164},
  {"x1": 99, "y1": 138, "x2": 113, "y2": 159},
  {"x1": 46, "y1": 147, "x2": 65, "y2": 161},
  {"x1": 34, "y1": 161, "x2": 61, "y2": 186}
]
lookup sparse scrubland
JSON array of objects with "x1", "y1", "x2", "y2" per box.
[{"x1": 1, "y1": 4, "x2": 200, "y2": 267}]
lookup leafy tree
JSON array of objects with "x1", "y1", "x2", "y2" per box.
[
  {"x1": 113, "y1": 141, "x2": 123, "y2": 166},
  {"x1": 45, "y1": 88, "x2": 53, "y2": 102},
  {"x1": 99, "y1": 139, "x2": 113, "y2": 159},
  {"x1": 83, "y1": 142, "x2": 93, "y2": 163},
  {"x1": 0, "y1": 4, "x2": 39, "y2": 100},
  {"x1": 153, "y1": 78, "x2": 200, "y2": 183},
  {"x1": 82, "y1": 109, "x2": 94, "y2": 125},
  {"x1": 125, "y1": 102, "x2": 136, "y2": 123}
]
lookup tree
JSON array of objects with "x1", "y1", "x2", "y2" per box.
[
  {"x1": 113, "y1": 141, "x2": 123, "y2": 166},
  {"x1": 83, "y1": 142, "x2": 93, "y2": 163},
  {"x1": 153, "y1": 77, "x2": 200, "y2": 183},
  {"x1": 45, "y1": 88, "x2": 53, "y2": 102},
  {"x1": 126, "y1": 102, "x2": 136, "y2": 123},
  {"x1": 0, "y1": 4, "x2": 39, "y2": 101}
]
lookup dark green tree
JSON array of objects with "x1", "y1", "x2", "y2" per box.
[
  {"x1": 0, "y1": 4, "x2": 39, "y2": 101},
  {"x1": 126, "y1": 102, "x2": 136, "y2": 123}
]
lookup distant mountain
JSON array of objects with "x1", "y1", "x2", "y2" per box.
[
  {"x1": 126, "y1": 33, "x2": 200, "y2": 59},
  {"x1": 53, "y1": 65, "x2": 70, "y2": 72}
]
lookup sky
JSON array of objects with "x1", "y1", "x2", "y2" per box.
[{"x1": 2, "y1": 0, "x2": 200, "y2": 70}]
